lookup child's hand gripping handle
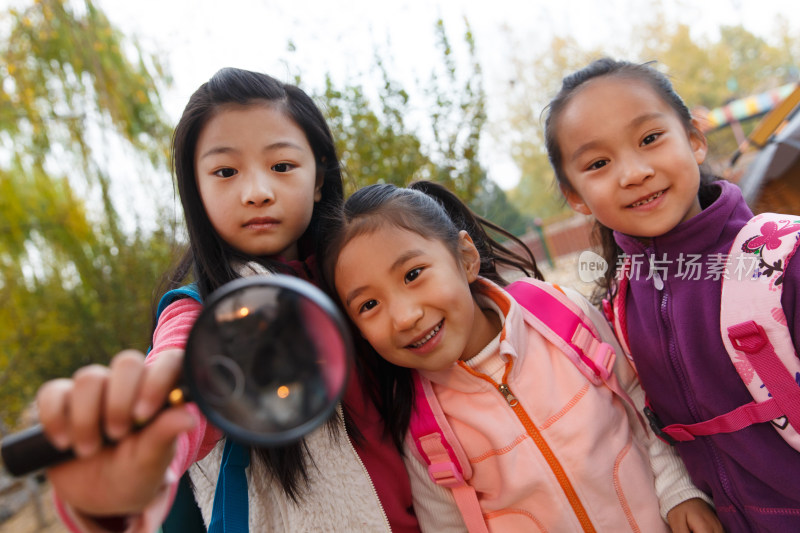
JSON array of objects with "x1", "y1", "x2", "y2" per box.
[{"x1": 1, "y1": 385, "x2": 187, "y2": 477}]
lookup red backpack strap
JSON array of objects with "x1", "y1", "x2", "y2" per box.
[
  {"x1": 408, "y1": 372, "x2": 489, "y2": 533},
  {"x1": 603, "y1": 258, "x2": 634, "y2": 366},
  {"x1": 651, "y1": 323, "x2": 798, "y2": 444}
]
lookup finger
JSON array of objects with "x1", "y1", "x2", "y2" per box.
[
  {"x1": 105, "y1": 350, "x2": 146, "y2": 440},
  {"x1": 133, "y1": 349, "x2": 184, "y2": 424},
  {"x1": 36, "y1": 378, "x2": 74, "y2": 450},
  {"x1": 667, "y1": 509, "x2": 689, "y2": 533},
  {"x1": 687, "y1": 516, "x2": 724, "y2": 533},
  {"x1": 669, "y1": 519, "x2": 689, "y2": 533},
  {"x1": 132, "y1": 406, "x2": 198, "y2": 470},
  {"x1": 113, "y1": 406, "x2": 199, "y2": 504},
  {"x1": 70, "y1": 364, "x2": 110, "y2": 458},
  {"x1": 683, "y1": 508, "x2": 724, "y2": 533}
]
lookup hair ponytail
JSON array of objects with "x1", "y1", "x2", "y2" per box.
[{"x1": 408, "y1": 181, "x2": 543, "y2": 285}]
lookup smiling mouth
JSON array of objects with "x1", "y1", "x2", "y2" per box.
[
  {"x1": 407, "y1": 320, "x2": 443, "y2": 349},
  {"x1": 629, "y1": 190, "x2": 664, "y2": 208}
]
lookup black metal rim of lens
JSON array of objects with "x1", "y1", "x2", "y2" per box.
[{"x1": 183, "y1": 274, "x2": 352, "y2": 447}]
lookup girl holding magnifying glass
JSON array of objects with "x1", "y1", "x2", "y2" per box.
[{"x1": 33, "y1": 68, "x2": 429, "y2": 533}]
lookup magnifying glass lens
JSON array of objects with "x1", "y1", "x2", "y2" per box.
[{"x1": 185, "y1": 277, "x2": 350, "y2": 445}]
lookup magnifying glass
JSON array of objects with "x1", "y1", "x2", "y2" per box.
[{"x1": 1, "y1": 274, "x2": 352, "y2": 477}]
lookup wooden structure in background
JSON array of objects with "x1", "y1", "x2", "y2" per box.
[{"x1": 721, "y1": 83, "x2": 800, "y2": 214}]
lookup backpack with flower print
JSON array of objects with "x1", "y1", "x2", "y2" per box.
[{"x1": 606, "y1": 212, "x2": 800, "y2": 451}]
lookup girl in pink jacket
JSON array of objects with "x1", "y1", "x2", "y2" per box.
[{"x1": 319, "y1": 181, "x2": 722, "y2": 533}]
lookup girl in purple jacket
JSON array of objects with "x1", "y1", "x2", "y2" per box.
[{"x1": 545, "y1": 57, "x2": 800, "y2": 532}]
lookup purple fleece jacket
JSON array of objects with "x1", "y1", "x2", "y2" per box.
[{"x1": 615, "y1": 180, "x2": 800, "y2": 532}]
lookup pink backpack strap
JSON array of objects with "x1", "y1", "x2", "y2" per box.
[
  {"x1": 506, "y1": 279, "x2": 645, "y2": 430},
  {"x1": 650, "y1": 214, "x2": 800, "y2": 447},
  {"x1": 718, "y1": 213, "x2": 800, "y2": 450},
  {"x1": 507, "y1": 280, "x2": 612, "y2": 380},
  {"x1": 409, "y1": 372, "x2": 489, "y2": 533},
  {"x1": 655, "y1": 321, "x2": 800, "y2": 443}
]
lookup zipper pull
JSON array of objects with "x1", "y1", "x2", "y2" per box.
[
  {"x1": 498, "y1": 384, "x2": 519, "y2": 406},
  {"x1": 647, "y1": 247, "x2": 665, "y2": 291}
]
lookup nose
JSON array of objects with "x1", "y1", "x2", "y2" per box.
[
  {"x1": 391, "y1": 296, "x2": 424, "y2": 332},
  {"x1": 242, "y1": 169, "x2": 275, "y2": 205},
  {"x1": 618, "y1": 153, "x2": 654, "y2": 188}
]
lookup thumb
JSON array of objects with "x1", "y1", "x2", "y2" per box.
[{"x1": 129, "y1": 406, "x2": 198, "y2": 470}]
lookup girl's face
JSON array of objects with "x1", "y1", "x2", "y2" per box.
[
  {"x1": 194, "y1": 103, "x2": 323, "y2": 260},
  {"x1": 334, "y1": 226, "x2": 501, "y2": 372},
  {"x1": 557, "y1": 76, "x2": 708, "y2": 239}
]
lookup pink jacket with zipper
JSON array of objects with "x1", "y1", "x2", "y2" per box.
[{"x1": 410, "y1": 279, "x2": 674, "y2": 532}]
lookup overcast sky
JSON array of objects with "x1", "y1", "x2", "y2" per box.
[{"x1": 94, "y1": 0, "x2": 798, "y2": 188}]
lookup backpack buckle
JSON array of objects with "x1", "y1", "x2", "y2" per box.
[
  {"x1": 643, "y1": 406, "x2": 677, "y2": 445},
  {"x1": 427, "y1": 461, "x2": 465, "y2": 488},
  {"x1": 571, "y1": 327, "x2": 617, "y2": 380},
  {"x1": 728, "y1": 321, "x2": 768, "y2": 354},
  {"x1": 591, "y1": 342, "x2": 616, "y2": 381}
]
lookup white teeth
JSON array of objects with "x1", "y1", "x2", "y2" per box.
[
  {"x1": 630, "y1": 190, "x2": 663, "y2": 207},
  {"x1": 410, "y1": 322, "x2": 442, "y2": 348}
]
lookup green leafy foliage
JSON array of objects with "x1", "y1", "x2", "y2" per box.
[
  {"x1": 320, "y1": 18, "x2": 498, "y2": 205},
  {"x1": 322, "y1": 70, "x2": 434, "y2": 194},
  {"x1": 0, "y1": 0, "x2": 176, "y2": 428}
]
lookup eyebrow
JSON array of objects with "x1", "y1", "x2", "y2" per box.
[
  {"x1": 569, "y1": 112, "x2": 666, "y2": 163},
  {"x1": 343, "y1": 249, "x2": 425, "y2": 308},
  {"x1": 198, "y1": 141, "x2": 305, "y2": 161}
]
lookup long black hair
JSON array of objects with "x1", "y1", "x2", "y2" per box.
[
  {"x1": 543, "y1": 57, "x2": 718, "y2": 303},
  {"x1": 162, "y1": 67, "x2": 343, "y2": 299},
  {"x1": 319, "y1": 180, "x2": 542, "y2": 451},
  {"x1": 155, "y1": 67, "x2": 344, "y2": 501}
]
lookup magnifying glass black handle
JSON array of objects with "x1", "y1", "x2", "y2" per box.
[
  {"x1": 1, "y1": 388, "x2": 187, "y2": 477},
  {"x1": 1, "y1": 424, "x2": 76, "y2": 477}
]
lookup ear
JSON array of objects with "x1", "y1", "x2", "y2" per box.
[
  {"x1": 457, "y1": 230, "x2": 481, "y2": 283},
  {"x1": 314, "y1": 159, "x2": 325, "y2": 202},
  {"x1": 560, "y1": 184, "x2": 592, "y2": 216},
  {"x1": 689, "y1": 119, "x2": 709, "y2": 166}
]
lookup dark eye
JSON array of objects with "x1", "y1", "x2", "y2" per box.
[
  {"x1": 642, "y1": 133, "x2": 660, "y2": 145},
  {"x1": 587, "y1": 160, "x2": 608, "y2": 171},
  {"x1": 405, "y1": 267, "x2": 422, "y2": 283},
  {"x1": 272, "y1": 162, "x2": 294, "y2": 172},
  {"x1": 359, "y1": 299, "x2": 378, "y2": 314},
  {"x1": 214, "y1": 167, "x2": 237, "y2": 178}
]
